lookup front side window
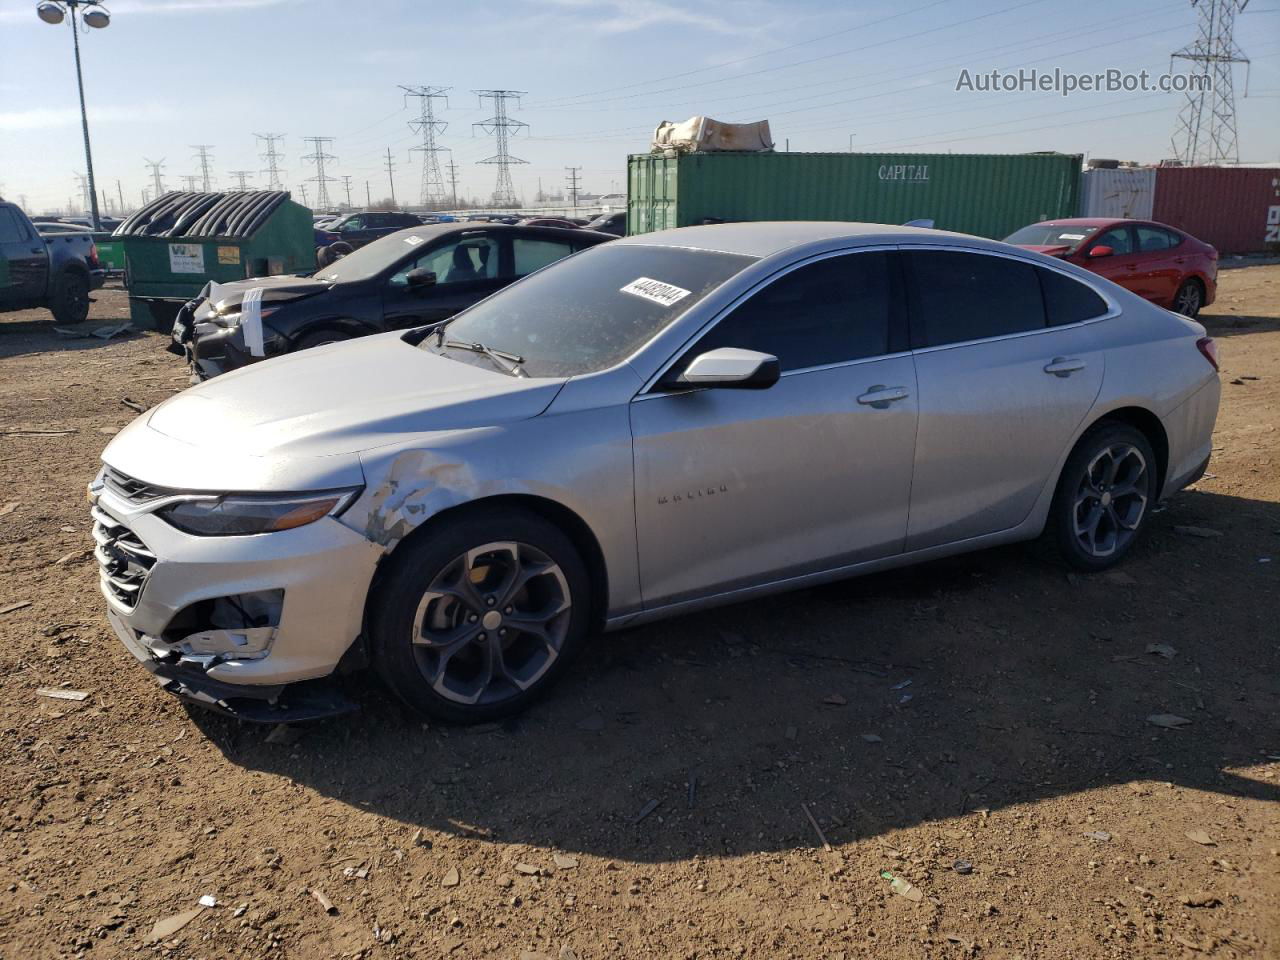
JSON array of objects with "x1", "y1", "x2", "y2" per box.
[
  {"x1": 432, "y1": 243, "x2": 755, "y2": 377},
  {"x1": 690, "y1": 252, "x2": 893, "y2": 372},
  {"x1": 390, "y1": 235, "x2": 500, "y2": 287},
  {"x1": 339, "y1": 217, "x2": 365, "y2": 232},
  {"x1": 513, "y1": 237, "x2": 575, "y2": 277},
  {"x1": 905, "y1": 250, "x2": 1045, "y2": 348},
  {"x1": 1091, "y1": 226, "x2": 1132, "y2": 255}
]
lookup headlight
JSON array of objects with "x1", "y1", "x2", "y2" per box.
[{"x1": 156, "y1": 489, "x2": 360, "y2": 537}]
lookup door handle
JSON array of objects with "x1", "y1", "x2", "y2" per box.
[
  {"x1": 1044, "y1": 357, "x2": 1086, "y2": 377},
  {"x1": 857, "y1": 385, "x2": 910, "y2": 408}
]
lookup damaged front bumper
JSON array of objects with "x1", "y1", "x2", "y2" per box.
[
  {"x1": 170, "y1": 299, "x2": 285, "y2": 380},
  {"x1": 93, "y1": 480, "x2": 384, "y2": 721}
]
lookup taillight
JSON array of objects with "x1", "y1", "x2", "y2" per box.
[
  {"x1": 88, "y1": 242, "x2": 100, "y2": 269},
  {"x1": 1196, "y1": 336, "x2": 1218, "y2": 371}
]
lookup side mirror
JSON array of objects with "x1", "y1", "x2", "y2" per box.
[
  {"x1": 1088, "y1": 245, "x2": 1114, "y2": 259},
  {"x1": 677, "y1": 347, "x2": 779, "y2": 390},
  {"x1": 406, "y1": 268, "x2": 437, "y2": 290}
]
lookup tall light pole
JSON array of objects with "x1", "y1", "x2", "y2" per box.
[{"x1": 37, "y1": 1, "x2": 111, "y2": 230}]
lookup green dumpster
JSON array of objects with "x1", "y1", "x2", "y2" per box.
[
  {"x1": 114, "y1": 191, "x2": 315, "y2": 331},
  {"x1": 91, "y1": 233, "x2": 125, "y2": 273}
]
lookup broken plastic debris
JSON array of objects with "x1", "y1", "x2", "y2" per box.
[
  {"x1": 880, "y1": 870, "x2": 924, "y2": 902},
  {"x1": 197, "y1": 894, "x2": 217, "y2": 908},
  {"x1": 144, "y1": 907, "x2": 204, "y2": 943},
  {"x1": 36, "y1": 687, "x2": 89, "y2": 701},
  {"x1": 1185, "y1": 829, "x2": 1216, "y2": 846}
]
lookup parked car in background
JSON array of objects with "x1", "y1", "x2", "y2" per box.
[
  {"x1": 171, "y1": 223, "x2": 612, "y2": 378},
  {"x1": 34, "y1": 221, "x2": 93, "y2": 235},
  {"x1": 0, "y1": 199, "x2": 104, "y2": 323},
  {"x1": 585, "y1": 210, "x2": 626, "y2": 236},
  {"x1": 104, "y1": 222, "x2": 1219, "y2": 723},
  {"x1": 324, "y1": 211, "x2": 424, "y2": 249},
  {"x1": 520, "y1": 217, "x2": 579, "y2": 228},
  {"x1": 1006, "y1": 218, "x2": 1217, "y2": 317}
]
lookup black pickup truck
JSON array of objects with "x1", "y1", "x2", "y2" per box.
[{"x1": 0, "y1": 199, "x2": 105, "y2": 324}]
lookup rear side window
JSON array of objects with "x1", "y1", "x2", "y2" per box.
[
  {"x1": 1038, "y1": 268, "x2": 1109, "y2": 326},
  {"x1": 513, "y1": 237, "x2": 574, "y2": 276},
  {"x1": 693, "y1": 252, "x2": 893, "y2": 372},
  {"x1": 1135, "y1": 226, "x2": 1172, "y2": 252},
  {"x1": 0, "y1": 208, "x2": 28, "y2": 242},
  {"x1": 905, "y1": 251, "x2": 1045, "y2": 348}
]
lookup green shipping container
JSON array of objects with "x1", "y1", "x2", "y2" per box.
[{"x1": 627, "y1": 151, "x2": 1082, "y2": 240}]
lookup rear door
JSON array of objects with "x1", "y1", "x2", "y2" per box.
[
  {"x1": 1132, "y1": 224, "x2": 1182, "y2": 306},
  {"x1": 381, "y1": 231, "x2": 506, "y2": 328},
  {"x1": 902, "y1": 249, "x2": 1107, "y2": 551},
  {"x1": 631, "y1": 249, "x2": 918, "y2": 607},
  {"x1": 0, "y1": 206, "x2": 49, "y2": 303}
]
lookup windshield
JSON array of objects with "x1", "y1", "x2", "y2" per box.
[
  {"x1": 429, "y1": 243, "x2": 756, "y2": 377},
  {"x1": 312, "y1": 229, "x2": 424, "y2": 282},
  {"x1": 1004, "y1": 223, "x2": 1102, "y2": 251}
]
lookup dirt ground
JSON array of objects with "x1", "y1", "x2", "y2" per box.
[{"x1": 0, "y1": 266, "x2": 1277, "y2": 960}]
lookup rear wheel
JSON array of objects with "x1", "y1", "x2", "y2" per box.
[
  {"x1": 49, "y1": 271, "x2": 90, "y2": 325},
  {"x1": 368, "y1": 507, "x2": 591, "y2": 723},
  {"x1": 1050, "y1": 422, "x2": 1157, "y2": 571},
  {"x1": 1173, "y1": 279, "x2": 1203, "y2": 318}
]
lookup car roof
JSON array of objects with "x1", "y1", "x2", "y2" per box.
[
  {"x1": 611, "y1": 221, "x2": 1007, "y2": 258},
  {"x1": 390, "y1": 222, "x2": 612, "y2": 244}
]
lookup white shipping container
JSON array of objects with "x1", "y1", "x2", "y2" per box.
[{"x1": 1080, "y1": 168, "x2": 1156, "y2": 220}]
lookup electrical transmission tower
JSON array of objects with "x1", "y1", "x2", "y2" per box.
[
  {"x1": 229, "y1": 170, "x2": 254, "y2": 192},
  {"x1": 446, "y1": 159, "x2": 460, "y2": 209},
  {"x1": 565, "y1": 166, "x2": 582, "y2": 210},
  {"x1": 73, "y1": 173, "x2": 90, "y2": 214},
  {"x1": 385, "y1": 148, "x2": 397, "y2": 207},
  {"x1": 401, "y1": 85, "x2": 451, "y2": 208},
  {"x1": 180, "y1": 175, "x2": 199, "y2": 192},
  {"x1": 1171, "y1": 0, "x2": 1251, "y2": 164},
  {"x1": 255, "y1": 133, "x2": 286, "y2": 190},
  {"x1": 144, "y1": 158, "x2": 166, "y2": 197},
  {"x1": 301, "y1": 137, "x2": 338, "y2": 209},
  {"x1": 473, "y1": 90, "x2": 528, "y2": 207},
  {"x1": 191, "y1": 145, "x2": 215, "y2": 191},
  {"x1": 341, "y1": 175, "x2": 353, "y2": 208}
]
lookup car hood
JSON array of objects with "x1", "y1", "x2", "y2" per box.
[
  {"x1": 1016, "y1": 244, "x2": 1071, "y2": 258},
  {"x1": 103, "y1": 333, "x2": 566, "y2": 489},
  {"x1": 206, "y1": 274, "x2": 333, "y2": 312}
]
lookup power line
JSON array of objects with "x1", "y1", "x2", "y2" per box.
[
  {"x1": 301, "y1": 136, "x2": 338, "y2": 209},
  {"x1": 143, "y1": 157, "x2": 165, "y2": 197},
  {"x1": 255, "y1": 133, "x2": 286, "y2": 190},
  {"x1": 1172, "y1": 0, "x2": 1251, "y2": 163},
  {"x1": 473, "y1": 89, "x2": 528, "y2": 207},
  {"x1": 401, "y1": 84, "x2": 451, "y2": 207},
  {"x1": 190, "y1": 144, "x2": 215, "y2": 192}
]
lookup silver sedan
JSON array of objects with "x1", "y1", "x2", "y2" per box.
[{"x1": 93, "y1": 222, "x2": 1221, "y2": 723}]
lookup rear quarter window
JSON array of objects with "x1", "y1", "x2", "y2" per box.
[{"x1": 1038, "y1": 267, "x2": 1110, "y2": 326}]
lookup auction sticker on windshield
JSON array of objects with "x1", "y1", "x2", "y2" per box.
[{"x1": 621, "y1": 277, "x2": 691, "y2": 307}]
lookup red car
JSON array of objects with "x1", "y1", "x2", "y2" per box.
[{"x1": 1005, "y1": 218, "x2": 1217, "y2": 317}]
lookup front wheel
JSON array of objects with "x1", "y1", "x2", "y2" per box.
[
  {"x1": 1050, "y1": 422, "x2": 1157, "y2": 571},
  {"x1": 368, "y1": 507, "x2": 591, "y2": 723}
]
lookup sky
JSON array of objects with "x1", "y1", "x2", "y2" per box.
[{"x1": 1, "y1": 0, "x2": 1278, "y2": 215}]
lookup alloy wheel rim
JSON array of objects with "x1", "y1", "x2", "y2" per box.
[
  {"x1": 1176, "y1": 285, "x2": 1200, "y2": 315},
  {"x1": 1072, "y1": 443, "x2": 1148, "y2": 558},
  {"x1": 411, "y1": 540, "x2": 571, "y2": 705}
]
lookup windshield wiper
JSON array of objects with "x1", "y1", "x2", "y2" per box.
[{"x1": 440, "y1": 337, "x2": 527, "y2": 377}]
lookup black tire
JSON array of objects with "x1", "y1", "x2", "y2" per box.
[
  {"x1": 293, "y1": 329, "x2": 354, "y2": 351},
  {"x1": 368, "y1": 507, "x2": 592, "y2": 723},
  {"x1": 1173, "y1": 278, "x2": 1203, "y2": 318},
  {"x1": 315, "y1": 245, "x2": 333, "y2": 268},
  {"x1": 1050, "y1": 421, "x2": 1158, "y2": 571},
  {"x1": 49, "y1": 270, "x2": 90, "y2": 325}
]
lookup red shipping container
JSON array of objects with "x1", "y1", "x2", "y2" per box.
[{"x1": 1151, "y1": 166, "x2": 1280, "y2": 255}]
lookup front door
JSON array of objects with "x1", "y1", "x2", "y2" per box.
[
  {"x1": 902, "y1": 249, "x2": 1106, "y2": 550},
  {"x1": 382, "y1": 232, "x2": 507, "y2": 328},
  {"x1": 1080, "y1": 224, "x2": 1143, "y2": 298},
  {"x1": 630, "y1": 250, "x2": 918, "y2": 608}
]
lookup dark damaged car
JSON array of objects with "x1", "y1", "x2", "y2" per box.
[{"x1": 171, "y1": 222, "x2": 611, "y2": 378}]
